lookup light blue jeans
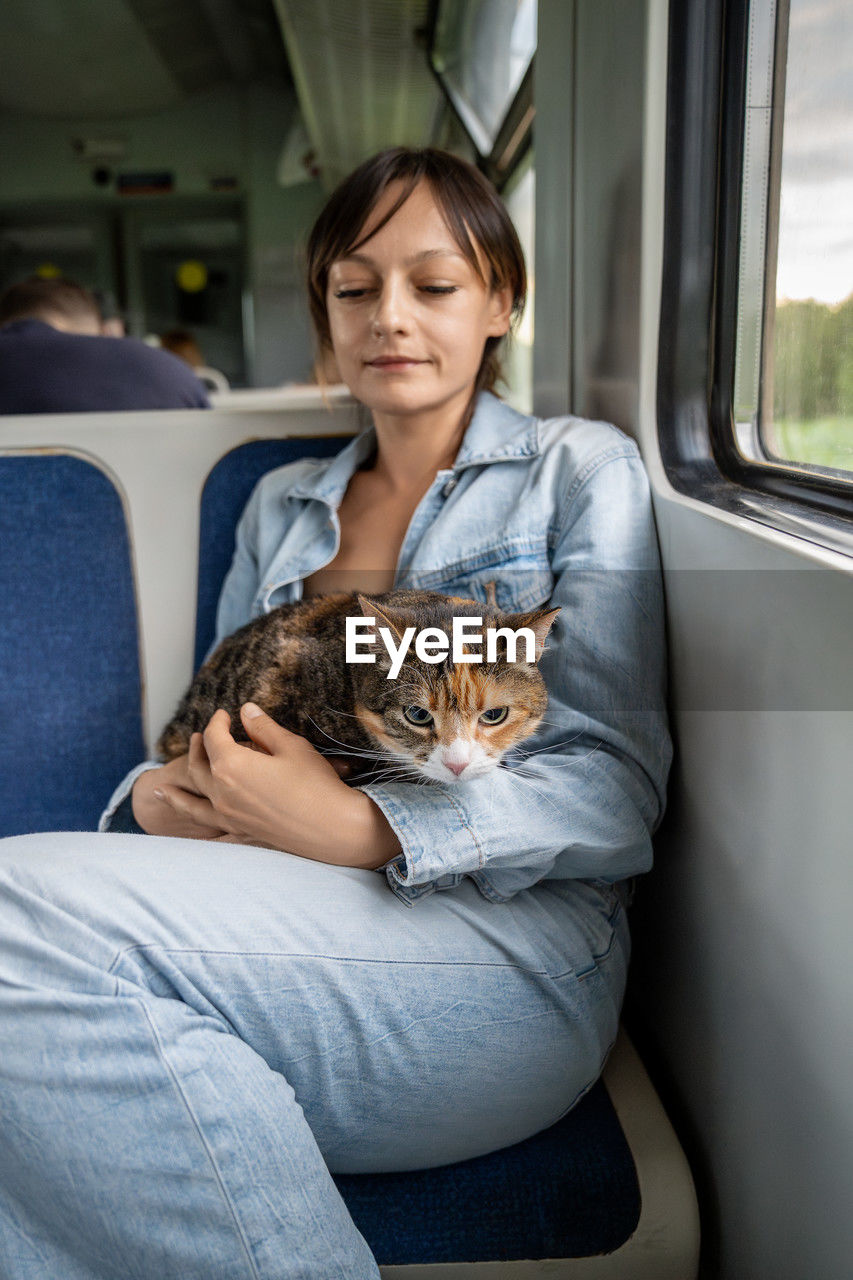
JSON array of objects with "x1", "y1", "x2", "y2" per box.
[{"x1": 0, "y1": 832, "x2": 629, "y2": 1279}]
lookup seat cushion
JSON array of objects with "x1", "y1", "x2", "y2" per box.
[
  {"x1": 195, "y1": 435, "x2": 351, "y2": 666},
  {"x1": 0, "y1": 453, "x2": 144, "y2": 835},
  {"x1": 333, "y1": 1079, "x2": 640, "y2": 1265}
]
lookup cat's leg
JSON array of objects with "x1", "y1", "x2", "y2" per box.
[{"x1": 0, "y1": 831, "x2": 628, "y2": 1276}]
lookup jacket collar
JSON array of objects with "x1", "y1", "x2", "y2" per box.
[{"x1": 286, "y1": 391, "x2": 540, "y2": 506}]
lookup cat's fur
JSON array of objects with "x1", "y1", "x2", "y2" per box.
[{"x1": 158, "y1": 589, "x2": 559, "y2": 785}]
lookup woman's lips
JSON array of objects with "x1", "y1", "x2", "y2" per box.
[{"x1": 366, "y1": 356, "x2": 426, "y2": 368}]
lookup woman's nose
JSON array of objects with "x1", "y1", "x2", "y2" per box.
[{"x1": 371, "y1": 280, "x2": 409, "y2": 335}]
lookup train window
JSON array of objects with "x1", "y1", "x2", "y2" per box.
[
  {"x1": 429, "y1": 0, "x2": 536, "y2": 159},
  {"x1": 426, "y1": 0, "x2": 535, "y2": 412},
  {"x1": 735, "y1": 0, "x2": 852, "y2": 480},
  {"x1": 660, "y1": 0, "x2": 853, "y2": 545}
]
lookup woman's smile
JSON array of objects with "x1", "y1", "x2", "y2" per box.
[{"x1": 365, "y1": 354, "x2": 430, "y2": 370}]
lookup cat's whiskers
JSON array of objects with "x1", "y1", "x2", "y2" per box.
[
  {"x1": 501, "y1": 767, "x2": 566, "y2": 819},
  {"x1": 527, "y1": 719, "x2": 598, "y2": 738},
  {"x1": 301, "y1": 713, "x2": 437, "y2": 786},
  {"x1": 315, "y1": 703, "x2": 363, "y2": 722},
  {"x1": 510, "y1": 740, "x2": 605, "y2": 769},
  {"x1": 302, "y1": 716, "x2": 386, "y2": 758},
  {"x1": 511, "y1": 729, "x2": 595, "y2": 757}
]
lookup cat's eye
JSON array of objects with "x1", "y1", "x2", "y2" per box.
[
  {"x1": 479, "y1": 707, "x2": 509, "y2": 726},
  {"x1": 403, "y1": 705, "x2": 434, "y2": 727}
]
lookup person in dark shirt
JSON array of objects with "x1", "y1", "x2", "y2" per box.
[{"x1": 0, "y1": 278, "x2": 210, "y2": 413}]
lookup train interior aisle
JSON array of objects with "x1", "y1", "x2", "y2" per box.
[{"x1": 1, "y1": 2, "x2": 851, "y2": 1278}]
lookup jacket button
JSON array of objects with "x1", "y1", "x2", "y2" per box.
[{"x1": 442, "y1": 478, "x2": 457, "y2": 497}]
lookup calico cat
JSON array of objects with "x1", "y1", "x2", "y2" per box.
[{"x1": 158, "y1": 589, "x2": 559, "y2": 786}]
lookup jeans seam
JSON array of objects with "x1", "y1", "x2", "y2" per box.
[
  {"x1": 111, "y1": 944, "x2": 553, "y2": 977},
  {"x1": 546, "y1": 1029, "x2": 621, "y2": 1125},
  {"x1": 548, "y1": 901, "x2": 624, "y2": 981},
  {"x1": 135, "y1": 996, "x2": 262, "y2": 1280}
]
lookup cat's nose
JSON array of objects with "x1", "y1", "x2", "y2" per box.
[{"x1": 445, "y1": 759, "x2": 468, "y2": 777}]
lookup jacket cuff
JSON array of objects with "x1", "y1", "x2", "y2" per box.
[
  {"x1": 98, "y1": 761, "x2": 162, "y2": 832},
  {"x1": 357, "y1": 779, "x2": 484, "y2": 893}
]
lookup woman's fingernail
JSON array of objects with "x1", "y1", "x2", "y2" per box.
[
  {"x1": 153, "y1": 788, "x2": 165, "y2": 800},
  {"x1": 242, "y1": 702, "x2": 263, "y2": 719}
]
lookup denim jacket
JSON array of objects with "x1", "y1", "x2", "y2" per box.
[{"x1": 208, "y1": 391, "x2": 672, "y2": 905}]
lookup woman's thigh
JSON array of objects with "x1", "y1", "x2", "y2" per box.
[{"x1": 0, "y1": 831, "x2": 628, "y2": 1173}]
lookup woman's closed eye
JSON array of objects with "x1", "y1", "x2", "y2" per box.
[{"x1": 333, "y1": 283, "x2": 460, "y2": 300}]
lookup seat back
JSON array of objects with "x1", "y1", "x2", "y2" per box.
[
  {"x1": 195, "y1": 435, "x2": 351, "y2": 666},
  {"x1": 0, "y1": 452, "x2": 145, "y2": 835}
]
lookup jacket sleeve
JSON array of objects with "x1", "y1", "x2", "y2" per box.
[{"x1": 357, "y1": 447, "x2": 672, "y2": 901}]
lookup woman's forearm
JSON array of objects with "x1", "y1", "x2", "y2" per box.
[{"x1": 338, "y1": 791, "x2": 402, "y2": 869}]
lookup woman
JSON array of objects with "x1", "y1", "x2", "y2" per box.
[{"x1": 0, "y1": 149, "x2": 670, "y2": 1279}]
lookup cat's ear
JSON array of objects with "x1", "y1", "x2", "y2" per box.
[
  {"x1": 357, "y1": 593, "x2": 409, "y2": 643},
  {"x1": 353, "y1": 594, "x2": 380, "y2": 650},
  {"x1": 504, "y1": 606, "x2": 561, "y2": 662}
]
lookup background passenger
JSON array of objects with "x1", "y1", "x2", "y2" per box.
[
  {"x1": 160, "y1": 326, "x2": 230, "y2": 393},
  {"x1": 0, "y1": 276, "x2": 210, "y2": 413},
  {"x1": 160, "y1": 327, "x2": 206, "y2": 368}
]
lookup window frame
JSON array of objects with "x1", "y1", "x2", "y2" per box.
[
  {"x1": 425, "y1": 0, "x2": 534, "y2": 190},
  {"x1": 658, "y1": 0, "x2": 853, "y2": 553}
]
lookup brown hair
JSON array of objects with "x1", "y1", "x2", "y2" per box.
[
  {"x1": 160, "y1": 328, "x2": 204, "y2": 368},
  {"x1": 0, "y1": 277, "x2": 102, "y2": 329},
  {"x1": 306, "y1": 147, "x2": 527, "y2": 399}
]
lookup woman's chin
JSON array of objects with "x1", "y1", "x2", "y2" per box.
[{"x1": 352, "y1": 382, "x2": 475, "y2": 423}]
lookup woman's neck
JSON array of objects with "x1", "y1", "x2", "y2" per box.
[{"x1": 367, "y1": 390, "x2": 476, "y2": 495}]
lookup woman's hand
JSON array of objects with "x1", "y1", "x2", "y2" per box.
[
  {"x1": 152, "y1": 703, "x2": 402, "y2": 869},
  {"x1": 131, "y1": 753, "x2": 231, "y2": 840}
]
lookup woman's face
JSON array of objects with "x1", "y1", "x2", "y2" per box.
[{"x1": 325, "y1": 180, "x2": 512, "y2": 423}]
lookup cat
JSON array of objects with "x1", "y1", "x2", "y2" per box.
[{"x1": 158, "y1": 588, "x2": 559, "y2": 786}]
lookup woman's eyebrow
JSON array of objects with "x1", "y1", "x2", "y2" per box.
[{"x1": 335, "y1": 248, "x2": 467, "y2": 268}]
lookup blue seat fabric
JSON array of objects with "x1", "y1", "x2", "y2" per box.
[
  {"x1": 197, "y1": 438, "x2": 642, "y2": 1265},
  {"x1": 195, "y1": 436, "x2": 351, "y2": 667},
  {"x1": 333, "y1": 1080, "x2": 640, "y2": 1264},
  {"x1": 0, "y1": 454, "x2": 145, "y2": 836}
]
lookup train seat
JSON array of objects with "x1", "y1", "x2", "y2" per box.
[
  {"x1": 0, "y1": 451, "x2": 145, "y2": 838},
  {"x1": 195, "y1": 435, "x2": 352, "y2": 665},
  {"x1": 197, "y1": 440, "x2": 701, "y2": 1279},
  {"x1": 0, "y1": 424, "x2": 699, "y2": 1276}
]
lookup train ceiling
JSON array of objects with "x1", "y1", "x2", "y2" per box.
[
  {"x1": 271, "y1": 0, "x2": 441, "y2": 183},
  {"x1": 0, "y1": 0, "x2": 441, "y2": 183}
]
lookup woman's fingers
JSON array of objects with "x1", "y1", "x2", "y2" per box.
[
  {"x1": 186, "y1": 727, "x2": 219, "y2": 796},
  {"x1": 152, "y1": 783, "x2": 229, "y2": 839},
  {"x1": 238, "y1": 702, "x2": 298, "y2": 753},
  {"x1": 201, "y1": 709, "x2": 236, "y2": 757},
  {"x1": 189, "y1": 727, "x2": 212, "y2": 770}
]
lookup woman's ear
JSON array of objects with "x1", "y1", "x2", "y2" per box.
[{"x1": 486, "y1": 285, "x2": 514, "y2": 337}]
